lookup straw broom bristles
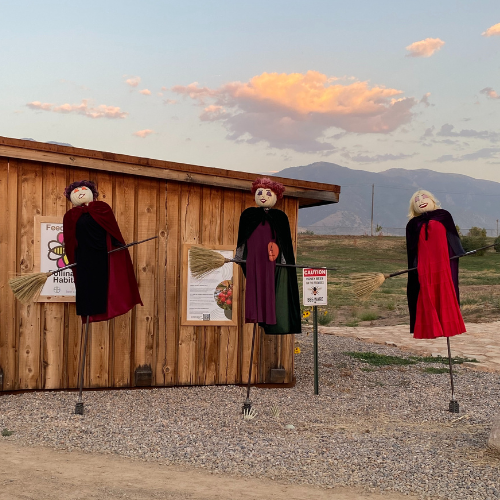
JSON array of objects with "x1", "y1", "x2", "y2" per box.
[
  {"x1": 351, "y1": 272, "x2": 389, "y2": 300},
  {"x1": 8, "y1": 272, "x2": 52, "y2": 304},
  {"x1": 189, "y1": 246, "x2": 232, "y2": 279}
]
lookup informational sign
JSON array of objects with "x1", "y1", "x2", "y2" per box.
[
  {"x1": 303, "y1": 268, "x2": 327, "y2": 306},
  {"x1": 34, "y1": 216, "x2": 76, "y2": 302},
  {"x1": 181, "y1": 245, "x2": 239, "y2": 326}
]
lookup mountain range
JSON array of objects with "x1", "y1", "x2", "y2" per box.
[{"x1": 277, "y1": 162, "x2": 500, "y2": 236}]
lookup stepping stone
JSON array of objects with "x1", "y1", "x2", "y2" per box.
[{"x1": 488, "y1": 417, "x2": 500, "y2": 452}]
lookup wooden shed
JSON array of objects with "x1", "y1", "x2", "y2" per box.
[{"x1": 0, "y1": 136, "x2": 339, "y2": 393}]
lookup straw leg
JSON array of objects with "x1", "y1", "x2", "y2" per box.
[
  {"x1": 447, "y1": 337, "x2": 459, "y2": 413},
  {"x1": 75, "y1": 316, "x2": 90, "y2": 415},
  {"x1": 242, "y1": 323, "x2": 257, "y2": 413}
]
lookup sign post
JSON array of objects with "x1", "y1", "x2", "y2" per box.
[{"x1": 303, "y1": 268, "x2": 327, "y2": 395}]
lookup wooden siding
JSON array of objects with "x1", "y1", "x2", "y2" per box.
[{"x1": 0, "y1": 158, "x2": 300, "y2": 391}]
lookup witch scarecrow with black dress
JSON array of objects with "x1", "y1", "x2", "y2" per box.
[
  {"x1": 63, "y1": 180, "x2": 142, "y2": 413},
  {"x1": 236, "y1": 178, "x2": 301, "y2": 411}
]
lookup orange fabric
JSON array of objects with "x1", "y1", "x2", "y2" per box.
[{"x1": 414, "y1": 220, "x2": 466, "y2": 339}]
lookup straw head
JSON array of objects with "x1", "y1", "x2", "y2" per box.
[
  {"x1": 351, "y1": 272, "x2": 386, "y2": 300},
  {"x1": 189, "y1": 246, "x2": 226, "y2": 279},
  {"x1": 8, "y1": 272, "x2": 51, "y2": 304}
]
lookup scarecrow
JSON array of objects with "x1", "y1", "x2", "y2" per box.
[
  {"x1": 406, "y1": 189, "x2": 465, "y2": 412},
  {"x1": 236, "y1": 178, "x2": 301, "y2": 411},
  {"x1": 63, "y1": 180, "x2": 142, "y2": 414}
]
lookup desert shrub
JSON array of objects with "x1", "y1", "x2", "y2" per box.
[{"x1": 494, "y1": 236, "x2": 500, "y2": 253}]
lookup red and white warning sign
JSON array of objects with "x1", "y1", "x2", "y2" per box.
[{"x1": 303, "y1": 268, "x2": 327, "y2": 306}]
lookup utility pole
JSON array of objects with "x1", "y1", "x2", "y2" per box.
[
  {"x1": 497, "y1": 219, "x2": 498, "y2": 237},
  {"x1": 371, "y1": 184, "x2": 374, "y2": 236}
]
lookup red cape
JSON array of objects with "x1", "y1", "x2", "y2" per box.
[
  {"x1": 63, "y1": 201, "x2": 142, "y2": 323},
  {"x1": 413, "y1": 220, "x2": 465, "y2": 339}
]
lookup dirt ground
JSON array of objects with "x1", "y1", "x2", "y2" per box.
[{"x1": 0, "y1": 441, "x2": 416, "y2": 500}]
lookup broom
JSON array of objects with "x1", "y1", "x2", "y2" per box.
[
  {"x1": 9, "y1": 236, "x2": 158, "y2": 304},
  {"x1": 189, "y1": 245, "x2": 337, "y2": 279},
  {"x1": 352, "y1": 243, "x2": 495, "y2": 300}
]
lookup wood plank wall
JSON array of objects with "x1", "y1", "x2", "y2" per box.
[{"x1": 0, "y1": 158, "x2": 298, "y2": 391}]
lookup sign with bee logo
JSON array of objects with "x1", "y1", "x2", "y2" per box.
[
  {"x1": 303, "y1": 268, "x2": 327, "y2": 306},
  {"x1": 34, "y1": 216, "x2": 76, "y2": 302}
]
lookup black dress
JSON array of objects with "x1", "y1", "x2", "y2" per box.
[{"x1": 74, "y1": 212, "x2": 108, "y2": 316}]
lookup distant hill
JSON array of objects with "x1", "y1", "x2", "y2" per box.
[
  {"x1": 21, "y1": 138, "x2": 73, "y2": 147},
  {"x1": 277, "y1": 162, "x2": 500, "y2": 236}
]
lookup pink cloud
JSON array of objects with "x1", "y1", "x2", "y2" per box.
[
  {"x1": 406, "y1": 38, "x2": 445, "y2": 57},
  {"x1": 482, "y1": 23, "x2": 500, "y2": 37},
  {"x1": 139, "y1": 89, "x2": 151, "y2": 95},
  {"x1": 163, "y1": 99, "x2": 177, "y2": 105},
  {"x1": 200, "y1": 105, "x2": 227, "y2": 121},
  {"x1": 170, "y1": 71, "x2": 417, "y2": 152},
  {"x1": 26, "y1": 99, "x2": 128, "y2": 119},
  {"x1": 481, "y1": 87, "x2": 499, "y2": 99},
  {"x1": 124, "y1": 76, "x2": 141, "y2": 87},
  {"x1": 133, "y1": 129, "x2": 154, "y2": 138}
]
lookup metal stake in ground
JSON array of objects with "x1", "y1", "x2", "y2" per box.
[
  {"x1": 242, "y1": 323, "x2": 258, "y2": 413},
  {"x1": 75, "y1": 315, "x2": 90, "y2": 415},
  {"x1": 447, "y1": 337, "x2": 459, "y2": 413},
  {"x1": 313, "y1": 306, "x2": 319, "y2": 395}
]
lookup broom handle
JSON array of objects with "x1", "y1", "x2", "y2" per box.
[
  {"x1": 387, "y1": 243, "x2": 495, "y2": 278},
  {"x1": 225, "y1": 258, "x2": 337, "y2": 272},
  {"x1": 49, "y1": 236, "x2": 158, "y2": 276}
]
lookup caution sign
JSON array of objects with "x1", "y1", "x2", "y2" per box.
[{"x1": 303, "y1": 268, "x2": 327, "y2": 306}]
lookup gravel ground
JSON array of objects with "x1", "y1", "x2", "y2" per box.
[{"x1": 1, "y1": 332, "x2": 499, "y2": 500}]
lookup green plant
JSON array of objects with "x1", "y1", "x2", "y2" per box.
[
  {"x1": 359, "y1": 311, "x2": 379, "y2": 321},
  {"x1": 345, "y1": 320, "x2": 359, "y2": 327},
  {"x1": 422, "y1": 367, "x2": 450, "y2": 374},
  {"x1": 318, "y1": 309, "x2": 334, "y2": 326},
  {"x1": 345, "y1": 352, "x2": 417, "y2": 366},
  {"x1": 385, "y1": 302, "x2": 395, "y2": 311},
  {"x1": 2, "y1": 428, "x2": 13, "y2": 437},
  {"x1": 494, "y1": 236, "x2": 500, "y2": 253},
  {"x1": 461, "y1": 227, "x2": 487, "y2": 255}
]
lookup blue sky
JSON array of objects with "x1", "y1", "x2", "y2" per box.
[{"x1": 1, "y1": 1, "x2": 499, "y2": 180}]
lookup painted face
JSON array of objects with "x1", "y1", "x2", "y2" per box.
[
  {"x1": 413, "y1": 192, "x2": 436, "y2": 214},
  {"x1": 254, "y1": 187, "x2": 277, "y2": 208},
  {"x1": 70, "y1": 186, "x2": 94, "y2": 206}
]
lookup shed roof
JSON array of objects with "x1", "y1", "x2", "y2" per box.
[{"x1": 0, "y1": 136, "x2": 340, "y2": 208}]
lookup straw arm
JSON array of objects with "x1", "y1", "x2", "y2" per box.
[{"x1": 386, "y1": 243, "x2": 496, "y2": 279}]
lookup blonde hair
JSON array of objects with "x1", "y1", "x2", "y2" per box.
[{"x1": 408, "y1": 190, "x2": 441, "y2": 219}]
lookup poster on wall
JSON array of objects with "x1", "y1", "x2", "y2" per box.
[
  {"x1": 34, "y1": 216, "x2": 76, "y2": 302},
  {"x1": 181, "y1": 244, "x2": 239, "y2": 326}
]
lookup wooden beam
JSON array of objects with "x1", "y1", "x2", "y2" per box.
[{"x1": 0, "y1": 144, "x2": 339, "y2": 207}]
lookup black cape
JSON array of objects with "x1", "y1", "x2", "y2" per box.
[
  {"x1": 236, "y1": 207, "x2": 301, "y2": 335},
  {"x1": 406, "y1": 209, "x2": 464, "y2": 333}
]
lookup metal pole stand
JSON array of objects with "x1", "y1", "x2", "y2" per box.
[
  {"x1": 313, "y1": 306, "x2": 319, "y2": 395},
  {"x1": 447, "y1": 337, "x2": 459, "y2": 413},
  {"x1": 242, "y1": 323, "x2": 258, "y2": 413},
  {"x1": 75, "y1": 316, "x2": 90, "y2": 415}
]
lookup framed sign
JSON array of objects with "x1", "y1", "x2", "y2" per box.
[
  {"x1": 34, "y1": 216, "x2": 76, "y2": 302},
  {"x1": 181, "y1": 244, "x2": 239, "y2": 326}
]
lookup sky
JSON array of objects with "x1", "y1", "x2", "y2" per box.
[{"x1": 1, "y1": 0, "x2": 499, "y2": 180}]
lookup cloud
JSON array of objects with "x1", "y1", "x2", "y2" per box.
[
  {"x1": 436, "y1": 123, "x2": 500, "y2": 142},
  {"x1": 163, "y1": 99, "x2": 177, "y2": 105},
  {"x1": 419, "y1": 92, "x2": 433, "y2": 107},
  {"x1": 434, "y1": 148, "x2": 500, "y2": 162},
  {"x1": 480, "y1": 87, "x2": 499, "y2": 99},
  {"x1": 124, "y1": 76, "x2": 141, "y2": 87},
  {"x1": 406, "y1": 38, "x2": 445, "y2": 57},
  {"x1": 133, "y1": 129, "x2": 154, "y2": 138},
  {"x1": 482, "y1": 23, "x2": 500, "y2": 37},
  {"x1": 26, "y1": 100, "x2": 128, "y2": 119},
  {"x1": 199, "y1": 105, "x2": 228, "y2": 121},
  {"x1": 422, "y1": 126, "x2": 434, "y2": 138},
  {"x1": 139, "y1": 89, "x2": 151, "y2": 95},
  {"x1": 341, "y1": 151, "x2": 416, "y2": 163},
  {"x1": 171, "y1": 71, "x2": 417, "y2": 152}
]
